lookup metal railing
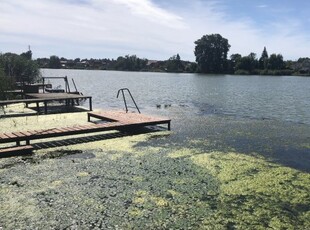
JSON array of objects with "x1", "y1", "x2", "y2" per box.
[{"x1": 117, "y1": 88, "x2": 141, "y2": 113}]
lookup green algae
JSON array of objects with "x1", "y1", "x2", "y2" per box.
[
  {"x1": 190, "y1": 152, "x2": 310, "y2": 229},
  {"x1": 0, "y1": 110, "x2": 309, "y2": 229}
]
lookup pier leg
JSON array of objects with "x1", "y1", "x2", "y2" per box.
[
  {"x1": 44, "y1": 101, "x2": 47, "y2": 114},
  {"x1": 168, "y1": 121, "x2": 171, "y2": 131},
  {"x1": 36, "y1": 102, "x2": 40, "y2": 114},
  {"x1": 89, "y1": 97, "x2": 92, "y2": 111}
]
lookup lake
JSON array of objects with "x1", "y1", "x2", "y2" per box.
[
  {"x1": 41, "y1": 69, "x2": 309, "y2": 125},
  {"x1": 41, "y1": 69, "x2": 310, "y2": 171}
]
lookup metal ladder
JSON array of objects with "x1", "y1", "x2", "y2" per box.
[{"x1": 117, "y1": 88, "x2": 141, "y2": 113}]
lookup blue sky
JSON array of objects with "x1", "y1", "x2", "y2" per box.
[{"x1": 1, "y1": 0, "x2": 310, "y2": 61}]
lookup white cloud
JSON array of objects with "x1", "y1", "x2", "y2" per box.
[{"x1": 0, "y1": 0, "x2": 310, "y2": 60}]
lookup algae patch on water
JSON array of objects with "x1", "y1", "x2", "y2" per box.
[
  {"x1": 189, "y1": 151, "x2": 310, "y2": 229},
  {"x1": 0, "y1": 109, "x2": 309, "y2": 229}
]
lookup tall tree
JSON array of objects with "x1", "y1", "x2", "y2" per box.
[
  {"x1": 259, "y1": 47, "x2": 269, "y2": 69},
  {"x1": 194, "y1": 34, "x2": 231, "y2": 73}
]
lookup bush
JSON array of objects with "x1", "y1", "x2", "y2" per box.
[{"x1": 0, "y1": 52, "x2": 41, "y2": 85}]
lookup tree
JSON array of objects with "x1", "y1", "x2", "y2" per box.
[
  {"x1": 166, "y1": 53, "x2": 184, "y2": 72},
  {"x1": 0, "y1": 67, "x2": 12, "y2": 100},
  {"x1": 114, "y1": 55, "x2": 147, "y2": 71},
  {"x1": 0, "y1": 52, "x2": 41, "y2": 84},
  {"x1": 268, "y1": 54, "x2": 284, "y2": 70},
  {"x1": 49, "y1": 55, "x2": 61, "y2": 69},
  {"x1": 235, "y1": 53, "x2": 258, "y2": 73},
  {"x1": 20, "y1": 50, "x2": 32, "y2": 60},
  {"x1": 259, "y1": 47, "x2": 269, "y2": 69},
  {"x1": 194, "y1": 34, "x2": 231, "y2": 73}
]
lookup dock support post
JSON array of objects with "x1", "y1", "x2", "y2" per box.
[
  {"x1": 168, "y1": 121, "x2": 171, "y2": 131},
  {"x1": 44, "y1": 101, "x2": 47, "y2": 114},
  {"x1": 36, "y1": 102, "x2": 40, "y2": 114},
  {"x1": 89, "y1": 97, "x2": 92, "y2": 111},
  {"x1": 87, "y1": 113, "x2": 91, "y2": 122}
]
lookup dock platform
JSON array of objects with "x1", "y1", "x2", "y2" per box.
[
  {"x1": 0, "y1": 93, "x2": 92, "y2": 114},
  {"x1": 0, "y1": 110, "x2": 171, "y2": 155}
]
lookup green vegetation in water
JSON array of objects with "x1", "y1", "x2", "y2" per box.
[{"x1": 0, "y1": 132, "x2": 309, "y2": 229}]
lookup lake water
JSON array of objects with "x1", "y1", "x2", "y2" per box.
[
  {"x1": 41, "y1": 69, "x2": 310, "y2": 171},
  {"x1": 41, "y1": 69, "x2": 309, "y2": 125}
]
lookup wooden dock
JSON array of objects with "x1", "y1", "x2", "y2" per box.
[
  {"x1": 0, "y1": 93, "x2": 92, "y2": 114},
  {"x1": 0, "y1": 110, "x2": 171, "y2": 156},
  {"x1": 88, "y1": 111, "x2": 171, "y2": 130}
]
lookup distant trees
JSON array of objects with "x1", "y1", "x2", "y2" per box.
[
  {"x1": 114, "y1": 55, "x2": 148, "y2": 71},
  {"x1": 229, "y1": 47, "x2": 289, "y2": 75},
  {"x1": 30, "y1": 35, "x2": 310, "y2": 76},
  {"x1": 194, "y1": 34, "x2": 231, "y2": 73},
  {"x1": 166, "y1": 54, "x2": 184, "y2": 72},
  {"x1": 49, "y1": 55, "x2": 61, "y2": 69},
  {"x1": 268, "y1": 54, "x2": 284, "y2": 70}
]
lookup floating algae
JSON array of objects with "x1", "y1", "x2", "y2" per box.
[
  {"x1": 0, "y1": 108, "x2": 309, "y2": 229},
  {"x1": 190, "y1": 152, "x2": 310, "y2": 229}
]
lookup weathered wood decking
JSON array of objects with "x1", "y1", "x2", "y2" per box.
[
  {"x1": 0, "y1": 93, "x2": 92, "y2": 114},
  {"x1": 0, "y1": 110, "x2": 171, "y2": 155},
  {"x1": 88, "y1": 111, "x2": 171, "y2": 130}
]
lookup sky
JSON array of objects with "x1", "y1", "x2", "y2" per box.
[{"x1": 1, "y1": 0, "x2": 310, "y2": 61}]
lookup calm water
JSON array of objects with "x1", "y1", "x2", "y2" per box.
[{"x1": 41, "y1": 69, "x2": 310, "y2": 125}]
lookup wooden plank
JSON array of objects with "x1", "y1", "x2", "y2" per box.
[
  {"x1": 0, "y1": 145, "x2": 34, "y2": 156},
  {"x1": 0, "y1": 134, "x2": 8, "y2": 139},
  {"x1": 56, "y1": 127, "x2": 71, "y2": 132},
  {"x1": 52, "y1": 128, "x2": 66, "y2": 133},
  {"x1": 4, "y1": 133, "x2": 17, "y2": 139},
  {"x1": 12, "y1": 132, "x2": 26, "y2": 138},
  {"x1": 20, "y1": 131, "x2": 33, "y2": 136}
]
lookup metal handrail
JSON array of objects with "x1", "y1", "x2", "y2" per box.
[{"x1": 117, "y1": 88, "x2": 141, "y2": 113}]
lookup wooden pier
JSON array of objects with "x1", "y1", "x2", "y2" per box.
[
  {"x1": 0, "y1": 93, "x2": 92, "y2": 114},
  {"x1": 0, "y1": 110, "x2": 171, "y2": 156}
]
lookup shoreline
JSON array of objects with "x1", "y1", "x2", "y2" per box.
[{"x1": 0, "y1": 104, "x2": 309, "y2": 228}]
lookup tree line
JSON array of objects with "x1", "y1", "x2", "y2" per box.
[
  {"x1": 36, "y1": 54, "x2": 196, "y2": 73},
  {"x1": 36, "y1": 34, "x2": 310, "y2": 75},
  {"x1": 194, "y1": 34, "x2": 309, "y2": 75}
]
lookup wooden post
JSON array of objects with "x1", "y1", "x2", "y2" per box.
[
  {"x1": 36, "y1": 102, "x2": 40, "y2": 113},
  {"x1": 44, "y1": 101, "x2": 47, "y2": 114},
  {"x1": 87, "y1": 113, "x2": 91, "y2": 122},
  {"x1": 89, "y1": 97, "x2": 92, "y2": 111}
]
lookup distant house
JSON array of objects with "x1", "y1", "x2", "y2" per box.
[
  {"x1": 147, "y1": 60, "x2": 158, "y2": 66},
  {"x1": 60, "y1": 60, "x2": 67, "y2": 68}
]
